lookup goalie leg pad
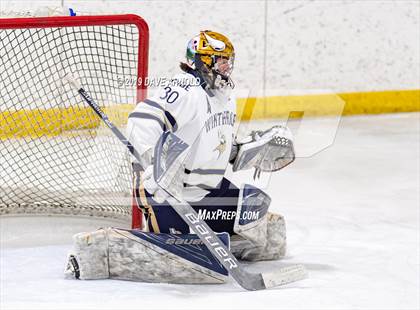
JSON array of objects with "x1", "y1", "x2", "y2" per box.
[
  {"x1": 231, "y1": 184, "x2": 286, "y2": 261},
  {"x1": 64, "y1": 229, "x2": 109, "y2": 280},
  {"x1": 233, "y1": 184, "x2": 270, "y2": 246},
  {"x1": 65, "y1": 228, "x2": 230, "y2": 284},
  {"x1": 232, "y1": 212, "x2": 286, "y2": 261}
]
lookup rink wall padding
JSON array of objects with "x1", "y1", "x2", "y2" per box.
[{"x1": 1, "y1": 89, "x2": 418, "y2": 139}]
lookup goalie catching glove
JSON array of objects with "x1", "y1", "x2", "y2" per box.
[{"x1": 230, "y1": 125, "x2": 295, "y2": 178}]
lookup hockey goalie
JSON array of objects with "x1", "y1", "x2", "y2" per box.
[{"x1": 65, "y1": 30, "x2": 295, "y2": 284}]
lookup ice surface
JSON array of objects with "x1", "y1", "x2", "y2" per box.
[{"x1": 1, "y1": 113, "x2": 419, "y2": 309}]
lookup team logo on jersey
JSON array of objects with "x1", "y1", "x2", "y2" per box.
[{"x1": 214, "y1": 131, "x2": 226, "y2": 159}]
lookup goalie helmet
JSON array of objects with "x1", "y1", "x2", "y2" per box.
[{"x1": 185, "y1": 30, "x2": 235, "y2": 90}]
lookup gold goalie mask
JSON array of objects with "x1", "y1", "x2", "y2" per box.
[{"x1": 185, "y1": 30, "x2": 235, "y2": 90}]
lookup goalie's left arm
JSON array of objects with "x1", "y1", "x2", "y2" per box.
[{"x1": 229, "y1": 125, "x2": 295, "y2": 177}]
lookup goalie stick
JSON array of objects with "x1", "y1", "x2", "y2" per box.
[{"x1": 64, "y1": 74, "x2": 307, "y2": 291}]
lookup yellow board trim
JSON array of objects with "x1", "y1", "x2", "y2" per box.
[
  {"x1": 1, "y1": 90, "x2": 419, "y2": 139},
  {"x1": 237, "y1": 89, "x2": 420, "y2": 120},
  {"x1": 0, "y1": 104, "x2": 135, "y2": 139}
]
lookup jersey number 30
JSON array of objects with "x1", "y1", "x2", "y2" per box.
[{"x1": 160, "y1": 86, "x2": 179, "y2": 104}]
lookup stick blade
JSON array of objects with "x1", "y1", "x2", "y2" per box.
[{"x1": 261, "y1": 264, "x2": 307, "y2": 288}]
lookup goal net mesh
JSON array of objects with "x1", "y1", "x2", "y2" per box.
[{"x1": 0, "y1": 16, "x2": 148, "y2": 220}]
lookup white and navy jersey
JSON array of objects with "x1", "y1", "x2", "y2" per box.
[{"x1": 127, "y1": 70, "x2": 236, "y2": 201}]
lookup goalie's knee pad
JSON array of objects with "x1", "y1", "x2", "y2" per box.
[
  {"x1": 231, "y1": 184, "x2": 286, "y2": 261},
  {"x1": 64, "y1": 228, "x2": 229, "y2": 284}
]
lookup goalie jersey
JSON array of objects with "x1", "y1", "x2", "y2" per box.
[{"x1": 127, "y1": 70, "x2": 236, "y2": 202}]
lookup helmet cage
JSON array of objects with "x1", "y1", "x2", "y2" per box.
[{"x1": 194, "y1": 53, "x2": 234, "y2": 90}]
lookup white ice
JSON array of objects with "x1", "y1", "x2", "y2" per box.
[{"x1": 1, "y1": 113, "x2": 419, "y2": 310}]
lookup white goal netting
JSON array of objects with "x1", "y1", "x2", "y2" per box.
[{"x1": 0, "y1": 15, "x2": 148, "y2": 220}]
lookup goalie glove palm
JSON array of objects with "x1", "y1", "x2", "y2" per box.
[{"x1": 232, "y1": 125, "x2": 295, "y2": 175}]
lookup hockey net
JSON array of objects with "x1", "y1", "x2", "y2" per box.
[{"x1": 0, "y1": 15, "x2": 148, "y2": 221}]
